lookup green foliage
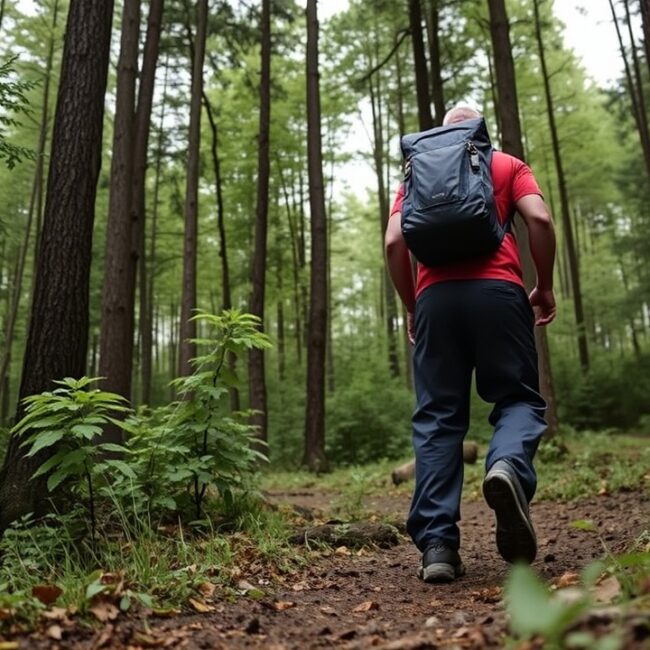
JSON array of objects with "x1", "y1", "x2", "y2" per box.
[
  {"x1": 506, "y1": 564, "x2": 590, "y2": 647},
  {"x1": 161, "y1": 309, "x2": 271, "y2": 518},
  {"x1": 536, "y1": 431, "x2": 650, "y2": 501},
  {"x1": 14, "y1": 377, "x2": 131, "y2": 492},
  {"x1": 13, "y1": 377, "x2": 131, "y2": 541},
  {"x1": 12, "y1": 311, "x2": 272, "y2": 536},
  {"x1": 554, "y1": 354, "x2": 650, "y2": 430},
  {"x1": 0, "y1": 57, "x2": 35, "y2": 169},
  {"x1": 326, "y1": 366, "x2": 412, "y2": 465}
]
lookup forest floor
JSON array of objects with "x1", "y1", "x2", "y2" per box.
[{"x1": 13, "y1": 480, "x2": 650, "y2": 649}]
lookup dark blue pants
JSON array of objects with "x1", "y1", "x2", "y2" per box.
[{"x1": 407, "y1": 280, "x2": 547, "y2": 553}]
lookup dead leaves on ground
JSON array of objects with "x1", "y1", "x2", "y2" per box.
[{"x1": 353, "y1": 600, "x2": 379, "y2": 613}]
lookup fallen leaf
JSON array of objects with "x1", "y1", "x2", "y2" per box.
[
  {"x1": 42, "y1": 607, "x2": 69, "y2": 622},
  {"x1": 556, "y1": 571, "x2": 580, "y2": 588},
  {"x1": 197, "y1": 582, "x2": 216, "y2": 599},
  {"x1": 0, "y1": 643, "x2": 19, "y2": 650},
  {"x1": 593, "y1": 575, "x2": 621, "y2": 603},
  {"x1": 470, "y1": 587, "x2": 502, "y2": 603},
  {"x1": 335, "y1": 546, "x2": 351, "y2": 556},
  {"x1": 32, "y1": 584, "x2": 63, "y2": 606},
  {"x1": 320, "y1": 606, "x2": 337, "y2": 616},
  {"x1": 353, "y1": 601, "x2": 379, "y2": 613},
  {"x1": 46, "y1": 624, "x2": 63, "y2": 640},
  {"x1": 291, "y1": 581, "x2": 309, "y2": 592},
  {"x1": 188, "y1": 598, "x2": 215, "y2": 613},
  {"x1": 236, "y1": 579, "x2": 256, "y2": 592},
  {"x1": 273, "y1": 601, "x2": 295, "y2": 612},
  {"x1": 90, "y1": 602, "x2": 120, "y2": 622}
]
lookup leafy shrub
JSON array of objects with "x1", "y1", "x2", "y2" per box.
[
  {"x1": 14, "y1": 310, "x2": 271, "y2": 533},
  {"x1": 13, "y1": 377, "x2": 133, "y2": 542},
  {"x1": 326, "y1": 365, "x2": 413, "y2": 465},
  {"x1": 554, "y1": 353, "x2": 650, "y2": 430}
]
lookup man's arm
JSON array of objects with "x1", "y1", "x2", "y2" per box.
[
  {"x1": 385, "y1": 212, "x2": 417, "y2": 343},
  {"x1": 385, "y1": 213, "x2": 416, "y2": 313},
  {"x1": 516, "y1": 193, "x2": 557, "y2": 326}
]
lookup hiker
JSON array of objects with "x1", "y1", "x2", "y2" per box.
[{"x1": 384, "y1": 104, "x2": 557, "y2": 583}]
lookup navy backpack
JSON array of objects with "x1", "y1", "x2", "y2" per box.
[{"x1": 400, "y1": 117, "x2": 507, "y2": 267}]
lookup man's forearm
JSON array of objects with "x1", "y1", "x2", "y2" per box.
[
  {"x1": 385, "y1": 237, "x2": 416, "y2": 313},
  {"x1": 527, "y1": 219, "x2": 556, "y2": 290}
]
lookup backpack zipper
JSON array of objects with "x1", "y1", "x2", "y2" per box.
[{"x1": 466, "y1": 141, "x2": 480, "y2": 172}]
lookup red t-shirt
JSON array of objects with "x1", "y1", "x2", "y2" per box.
[{"x1": 389, "y1": 151, "x2": 542, "y2": 298}]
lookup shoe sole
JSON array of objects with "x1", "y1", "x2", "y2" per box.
[
  {"x1": 483, "y1": 470, "x2": 537, "y2": 564},
  {"x1": 420, "y1": 562, "x2": 466, "y2": 583}
]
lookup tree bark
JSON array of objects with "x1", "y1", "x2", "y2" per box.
[
  {"x1": 487, "y1": 0, "x2": 559, "y2": 435},
  {"x1": 303, "y1": 0, "x2": 329, "y2": 472},
  {"x1": 623, "y1": 0, "x2": 650, "y2": 182},
  {"x1": 0, "y1": 0, "x2": 60, "y2": 412},
  {"x1": 425, "y1": 0, "x2": 445, "y2": 125},
  {"x1": 249, "y1": 0, "x2": 272, "y2": 443},
  {"x1": 130, "y1": 0, "x2": 164, "y2": 408},
  {"x1": 408, "y1": 0, "x2": 433, "y2": 130},
  {"x1": 609, "y1": 0, "x2": 650, "y2": 183},
  {"x1": 278, "y1": 161, "x2": 303, "y2": 365},
  {"x1": 0, "y1": 0, "x2": 114, "y2": 531},
  {"x1": 141, "y1": 57, "x2": 169, "y2": 406},
  {"x1": 533, "y1": 0, "x2": 589, "y2": 372},
  {"x1": 98, "y1": 0, "x2": 141, "y2": 426},
  {"x1": 203, "y1": 92, "x2": 240, "y2": 412},
  {"x1": 641, "y1": 0, "x2": 650, "y2": 78},
  {"x1": 368, "y1": 72, "x2": 400, "y2": 378},
  {"x1": 178, "y1": 0, "x2": 208, "y2": 378}
]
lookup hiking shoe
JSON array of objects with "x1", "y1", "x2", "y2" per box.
[
  {"x1": 419, "y1": 543, "x2": 466, "y2": 583},
  {"x1": 483, "y1": 459, "x2": 537, "y2": 564}
]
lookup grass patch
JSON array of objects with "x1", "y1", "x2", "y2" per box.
[
  {"x1": 0, "y1": 493, "x2": 304, "y2": 631},
  {"x1": 262, "y1": 430, "x2": 650, "y2": 514}
]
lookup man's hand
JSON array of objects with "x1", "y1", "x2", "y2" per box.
[
  {"x1": 407, "y1": 311, "x2": 416, "y2": 345},
  {"x1": 529, "y1": 287, "x2": 556, "y2": 326}
]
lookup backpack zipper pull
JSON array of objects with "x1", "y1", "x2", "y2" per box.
[{"x1": 466, "y1": 142, "x2": 480, "y2": 172}]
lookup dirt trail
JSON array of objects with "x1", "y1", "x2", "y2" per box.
[{"x1": 20, "y1": 489, "x2": 650, "y2": 649}]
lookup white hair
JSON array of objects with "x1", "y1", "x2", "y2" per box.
[{"x1": 442, "y1": 102, "x2": 483, "y2": 126}]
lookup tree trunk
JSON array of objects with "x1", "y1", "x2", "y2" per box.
[
  {"x1": 425, "y1": 0, "x2": 445, "y2": 125},
  {"x1": 487, "y1": 0, "x2": 559, "y2": 434},
  {"x1": 641, "y1": 0, "x2": 650, "y2": 78},
  {"x1": 278, "y1": 161, "x2": 303, "y2": 365},
  {"x1": 249, "y1": 0, "x2": 272, "y2": 444},
  {"x1": 0, "y1": 0, "x2": 114, "y2": 531},
  {"x1": 533, "y1": 0, "x2": 589, "y2": 372},
  {"x1": 368, "y1": 72, "x2": 400, "y2": 378},
  {"x1": 408, "y1": 0, "x2": 433, "y2": 130},
  {"x1": 609, "y1": 0, "x2": 650, "y2": 184},
  {"x1": 98, "y1": 0, "x2": 141, "y2": 429},
  {"x1": 141, "y1": 57, "x2": 169, "y2": 406},
  {"x1": 203, "y1": 93, "x2": 240, "y2": 412},
  {"x1": 0, "y1": 0, "x2": 60, "y2": 411},
  {"x1": 303, "y1": 0, "x2": 329, "y2": 472},
  {"x1": 623, "y1": 0, "x2": 650, "y2": 182},
  {"x1": 178, "y1": 0, "x2": 208, "y2": 378},
  {"x1": 129, "y1": 0, "x2": 164, "y2": 408}
]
